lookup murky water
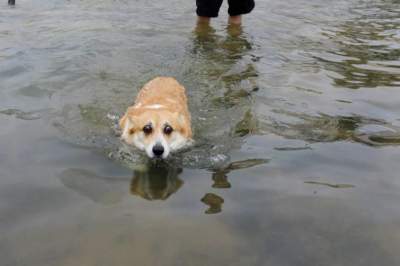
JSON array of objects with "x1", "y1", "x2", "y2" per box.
[{"x1": 1, "y1": 0, "x2": 400, "y2": 265}]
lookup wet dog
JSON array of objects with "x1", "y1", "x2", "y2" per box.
[{"x1": 119, "y1": 77, "x2": 193, "y2": 159}]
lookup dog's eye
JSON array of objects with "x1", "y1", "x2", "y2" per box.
[
  {"x1": 143, "y1": 125, "x2": 153, "y2": 135},
  {"x1": 164, "y1": 125, "x2": 173, "y2": 135},
  {"x1": 129, "y1": 128, "x2": 135, "y2": 135}
]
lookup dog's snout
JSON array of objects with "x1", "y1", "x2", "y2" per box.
[{"x1": 152, "y1": 144, "x2": 164, "y2": 157}]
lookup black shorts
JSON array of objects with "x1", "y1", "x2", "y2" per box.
[{"x1": 196, "y1": 0, "x2": 255, "y2": 17}]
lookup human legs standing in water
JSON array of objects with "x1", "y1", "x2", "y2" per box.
[{"x1": 196, "y1": 0, "x2": 255, "y2": 25}]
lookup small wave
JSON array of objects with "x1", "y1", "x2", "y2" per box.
[{"x1": 0, "y1": 108, "x2": 46, "y2": 120}]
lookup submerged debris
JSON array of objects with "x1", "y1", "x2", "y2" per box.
[
  {"x1": 274, "y1": 146, "x2": 312, "y2": 151},
  {"x1": 304, "y1": 181, "x2": 355, "y2": 189},
  {"x1": 201, "y1": 193, "x2": 224, "y2": 214}
]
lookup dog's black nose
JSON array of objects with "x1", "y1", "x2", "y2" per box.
[{"x1": 152, "y1": 144, "x2": 164, "y2": 157}]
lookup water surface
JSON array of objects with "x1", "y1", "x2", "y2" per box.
[{"x1": 1, "y1": 0, "x2": 400, "y2": 265}]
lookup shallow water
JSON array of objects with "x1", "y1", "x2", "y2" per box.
[{"x1": 1, "y1": 0, "x2": 400, "y2": 265}]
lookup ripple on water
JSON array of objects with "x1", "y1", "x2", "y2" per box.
[
  {"x1": 46, "y1": 22, "x2": 267, "y2": 170},
  {"x1": 0, "y1": 108, "x2": 45, "y2": 120},
  {"x1": 259, "y1": 111, "x2": 400, "y2": 147},
  {"x1": 16, "y1": 84, "x2": 53, "y2": 98},
  {"x1": 0, "y1": 65, "x2": 28, "y2": 79},
  {"x1": 354, "y1": 131, "x2": 400, "y2": 147},
  {"x1": 313, "y1": 4, "x2": 400, "y2": 89}
]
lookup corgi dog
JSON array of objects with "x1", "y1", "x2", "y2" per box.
[{"x1": 119, "y1": 77, "x2": 193, "y2": 159}]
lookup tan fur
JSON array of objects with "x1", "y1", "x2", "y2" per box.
[{"x1": 119, "y1": 77, "x2": 192, "y2": 157}]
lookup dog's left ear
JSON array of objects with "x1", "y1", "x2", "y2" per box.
[{"x1": 175, "y1": 113, "x2": 192, "y2": 138}]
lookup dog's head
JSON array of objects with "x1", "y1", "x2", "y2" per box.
[
  {"x1": 119, "y1": 109, "x2": 192, "y2": 159},
  {"x1": 130, "y1": 162, "x2": 183, "y2": 200}
]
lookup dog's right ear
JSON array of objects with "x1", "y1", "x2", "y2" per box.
[
  {"x1": 175, "y1": 113, "x2": 192, "y2": 139},
  {"x1": 119, "y1": 114, "x2": 134, "y2": 140},
  {"x1": 119, "y1": 113, "x2": 128, "y2": 131}
]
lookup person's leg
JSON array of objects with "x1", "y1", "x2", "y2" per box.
[
  {"x1": 227, "y1": 0, "x2": 255, "y2": 24},
  {"x1": 197, "y1": 16, "x2": 211, "y2": 24},
  {"x1": 196, "y1": 0, "x2": 224, "y2": 23},
  {"x1": 228, "y1": 15, "x2": 241, "y2": 25}
]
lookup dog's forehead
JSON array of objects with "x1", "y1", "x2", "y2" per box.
[
  {"x1": 130, "y1": 111, "x2": 178, "y2": 128},
  {"x1": 140, "y1": 111, "x2": 176, "y2": 124},
  {"x1": 158, "y1": 111, "x2": 178, "y2": 124},
  {"x1": 125, "y1": 101, "x2": 182, "y2": 128},
  {"x1": 129, "y1": 111, "x2": 157, "y2": 124}
]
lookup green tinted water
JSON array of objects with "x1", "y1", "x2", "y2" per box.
[{"x1": 1, "y1": 0, "x2": 400, "y2": 265}]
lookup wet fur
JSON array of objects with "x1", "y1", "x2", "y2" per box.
[{"x1": 120, "y1": 77, "x2": 193, "y2": 158}]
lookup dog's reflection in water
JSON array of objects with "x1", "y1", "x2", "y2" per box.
[
  {"x1": 59, "y1": 158, "x2": 268, "y2": 215},
  {"x1": 59, "y1": 162, "x2": 183, "y2": 204},
  {"x1": 130, "y1": 162, "x2": 184, "y2": 201}
]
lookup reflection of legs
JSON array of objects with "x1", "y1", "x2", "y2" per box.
[
  {"x1": 212, "y1": 170, "x2": 232, "y2": 188},
  {"x1": 226, "y1": 22, "x2": 242, "y2": 37},
  {"x1": 201, "y1": 193, "x2": 224, "y2": 214},
  {"x1": 212, "y1": 158, "x2": 269, "y2": 188},
  {"x1": 193, "y1": 20, "x2": 217, "y2": 54},
  {"x1": 204, "y1": 159, "x2": 268, "y2": 214},
  {"x1": 194, "y1": 18, "x2": 216, "y2": 39}
]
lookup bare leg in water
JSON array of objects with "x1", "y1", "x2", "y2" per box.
[{"x1": 197, "y1": 15, "x2": 242, "y2": 25}]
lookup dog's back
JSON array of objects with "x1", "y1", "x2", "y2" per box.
[{"x1": 135, "y1": 77, "x2": 187, "y2": 110}]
